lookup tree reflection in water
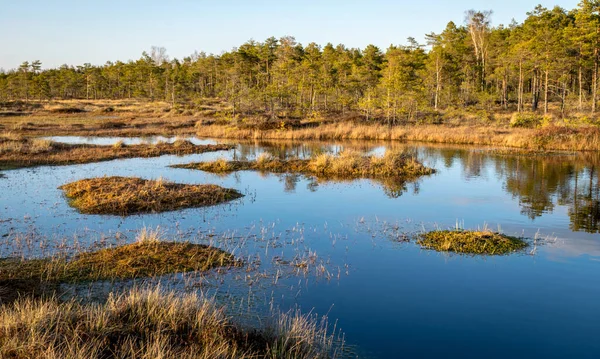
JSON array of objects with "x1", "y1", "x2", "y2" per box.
[
  {"x1": 435, "y1": 147, "x2": 600, "y2": 233},
  {"x1": 235, "y1": 140, "x2": 600, "y2": 234}
]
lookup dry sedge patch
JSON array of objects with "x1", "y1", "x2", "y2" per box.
[
  {"x1": 59, "y1": 176, "x2": 243, "y2": 215},
  {"x1": 195, "y1": 123, "x2": 600, "y2": 152},
  {"x1": 417, "y1": 230, "x2": 528, "y2": 255},
  {"x1": 175, "y1": 149, "x2": 435, "y2": 181},
  {"x1": 0, "y1": 287, "x2": 337, "y2": 359},
  {"x1": 0, "y1": 228, "x2": 239, "y2": 305},
  {"x1": 0, "y1": 133, "x2": 233, "y2": 170}
]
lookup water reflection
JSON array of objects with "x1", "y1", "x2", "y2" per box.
[
  {"x1": 425, "y1": 147, "x2": 600, "y2": 233},
  {"x1": 238, "y1": 140, "x2": 600, "y2": 234},
  {"x1": 5, "y1": 136, "x2": 599, "y2": 358},
  {"x1": 229, "y1": 140, "x2": 424, "y2": 198},
  {"x1": 569, "y1": 167, "x2": 600, "y2": 233},
  {"x1": 39, "y1": 136, "x2": 600, "y2": 234}
]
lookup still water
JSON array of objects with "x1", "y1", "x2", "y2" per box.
[{"x1": 1, "y1": 137, "x2": 599, "y2": 358}]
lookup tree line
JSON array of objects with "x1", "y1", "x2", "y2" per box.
[{"x1": 2, "y1": 1, "x2": 600, "y2": 123}]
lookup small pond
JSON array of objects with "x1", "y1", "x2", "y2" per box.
[{"x1": 1, "y1": 137, "x2": 599, "y2": 358}]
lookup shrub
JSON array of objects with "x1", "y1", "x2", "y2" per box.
[{"x1": 510, "y1": 112, "x2": 543, "y2": 128}]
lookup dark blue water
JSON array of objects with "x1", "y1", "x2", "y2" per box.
[{"x1": 1, "y1": 138, "x2": 599, "y2": 358}]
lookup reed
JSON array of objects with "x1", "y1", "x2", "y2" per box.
[{"x1": 0, "y1": 287, "x2": 338, "y2": 359}]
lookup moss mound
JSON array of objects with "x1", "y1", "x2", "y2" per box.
[
  {"x1": 60, "y1": 176, "x2": 243, "y2": 215},
  {"x1": 417, "y1": 230, "x2": 528, "y2": 255},
  {"x1": 64, "y1": 241, "x2": 238, "y2": 281},
  {"x1": 175, "y1": 149, "x2": 435, "y2": 180}
]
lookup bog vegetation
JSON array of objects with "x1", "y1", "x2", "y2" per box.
[
  {"x1": 4, "y1": 3, "x2": 600, "y2": 126},
  {"x1": 0, "y1": 132, "x2": 233, "y2": 169},
  {"x1": 0, "y1": 230, "x2": 340, "y2": 359},
  {"x1": 0, "y1": 235, "x2": 236, "y2": 299},
  {"x1": 59, "y1": 176, "x2": 243, "y2": 215},
  {"x1": 175, "y1": 149, "x2": 435, "y2": 180},
  {"x1": 418, "y1": 230, "x2": 528, "y2": 255}
]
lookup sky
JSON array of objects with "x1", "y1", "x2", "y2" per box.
[{"x1": 0, "y1": 0, "x2": 581, "y2": 70}]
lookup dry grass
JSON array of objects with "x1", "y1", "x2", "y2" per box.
[
  {"x1": 174, "y1": 149, "x2": 435, "y2": 180},
  {"x1": 417, "y1": 230, "x2": 528, "y2": 255},
  {"x1": 59, "y1": 176, "x2": 243, "y2": 215},
  {"x1": 2, "y1": 98, "x2": 600, "y2": 151},
  {"x1": 0, "y1": 99, "x2": 210, "y2": 137},
  {"x1": 0, "y1": 287, "x2": 338, "y2": 359},
  {"x1": 0, "y1": 134, "x2": 233, "y2": 170},
  {"x1": 195, "y1": 123, "x2": 600, "y2": 151}
]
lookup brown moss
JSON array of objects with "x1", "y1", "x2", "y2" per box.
[{"x1": 59, "y1": 176, "x2": 243, "y2": 215}]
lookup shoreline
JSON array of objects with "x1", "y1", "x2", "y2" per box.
[{"x1": 194, "y1": 123, "x2": 600, "y2": 152}]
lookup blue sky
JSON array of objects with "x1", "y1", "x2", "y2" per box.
[{"x1": 0, "y1": 0, "x2": 581, "y2": 70}]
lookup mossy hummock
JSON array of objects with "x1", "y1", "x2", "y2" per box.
[
  {"x1": 0, "y1": 241, "x2": 238, "y2": 283},
  {"x1": 0, "y1": 240, "x2": 238, "y2": 304},
  {"x1": 59, "y1": 176, "x2": 243, "y2": 215},
  {"x1": 174, "y1": 149, "x2": 435, "y2": 181},
  {"x1": 417, "y1": 230, "x2": 528, "y2": 255}
]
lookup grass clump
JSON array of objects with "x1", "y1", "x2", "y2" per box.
[
  {"x1": 62, "y1": 240, "x2": 237, "y2": 281},
  {"x1": 0, "y1": 287, "x2": 338, "y2": 359},
  {"x1": 59, "y1": 176, "x2": 243, "y2": 215},
  {"x1": 0, "y1": 230, "x2": 238, "y2": 305},
  {"x1": 0, "y1": 241, "x2": 237, "y2": 284},
  {"x1": 510, "y1": 112, "x2": 544, "y2": 128},
  {"x1": 175, "y1": 149, "x2": 435, "y2": 181},
  {"x1": 417, "y1": 230, "x2": 528, "y2": 255}
]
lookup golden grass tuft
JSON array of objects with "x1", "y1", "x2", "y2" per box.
[
  {"x1": 136, "y1": 226, "x2": 163, "y2": 243},
  {"x1": 0, "y1": 287, "x2": 337, "y2": 359},
  {"x1": 417, "y1": 230, "x2": 528, "y2": 255},
  {"x1": 64, "y1": 241, "x2": 238, "y2": 281},
  {"x1": 174, "y1": 149, "x2": 435, "y2": 181},
  {"x1": 0, "y1": 241, "x2": 237, "y2": 284},
  {"x1": 59, "y1": 176, "x2": 243, "y2": 215},
  {"x1": 112, "y1": 139, "x2": 124, "y2": 149}
]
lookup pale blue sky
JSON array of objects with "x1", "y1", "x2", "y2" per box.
[{"x1": 0, "y1": 0, "x2": 581, "y2": 70}]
